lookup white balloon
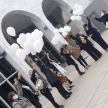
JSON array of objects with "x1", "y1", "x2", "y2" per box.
[
  {"x1": 52, "y1": 37, "x2": 58, "y2": 45},
  {"x1": 19, "y1": 33, "x2": 27, "y2": 42},
  {"x1": 27, "y1": 36, "x2": 35, "y2": 43},
  {"x1": 17, "y1": 38, "x2": 24, "y2": 45},
  {"x1": 62, "y1": 31, "x2": 68, "y2": 37},
  {"x1": 73, "y1": 10, "x2": 78, "y2": 15},
  {"x1": 24, "y1": 48, "x2": 31, "y2": 55},
  {"x1": 40, "y1": 39, "x2": 44, "y2": 43},
  {"x1": 26, "y1": 33, "x2": 31, "y2": 39},
  {"x1": 37, "y1": 31, "x2": 43, "y2": 40},
  {"x1": 77, "y1": 5, "x2": 83, "y2": 10},
  {"x1": 56, "y1": 35, "x2": 63, "y2": 41},
  {"x1": 76, "y1": 16, "x2": 82, "y2": 21},
  {"x1": 74, "y1": 3, "x2": 79, "y2": 9},
  {"x1": 34, "y1": 29, "x2": 39, "y2": 33},
  {"x1": 16, "y1": 49, "x2": 26, "y2": 62},
  {"x1": 24, "y1": 42, "x2": 36, "y2": 54},
  {"x1": 24, "y1": 42, "x2": 30, "y2": 49},
  {"x1": 54, "y1": 29, "x2": 59, "y2": 35},
  {"x1": 31, "y1": 32, "x2": 37, "y2": 41},
  {"x1": 31, "y1": 50, "x2": 37, "y2": 55},
  {"x1": 7, "y1": 27, "x2": 16, "y2": 36},
  {"x1": 77, "y1": 9, "x2": 84, "y2": 15},
  {"x1": 33, "y1": 40, "x2": 44, "y2": 53},
  {"x1": 71, "y1": 15, "x2": 76, "y2": 21},
  {"x1": 59, "y1": 28, "x2": 65, "y2": 33},
  {"x1": 64, "y1": 26, "x2": 71, "y2": 32},
  {"x1": 11, "y1": 43, "x2": 19, "y2": 53}
]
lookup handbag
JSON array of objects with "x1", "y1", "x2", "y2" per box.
[
  {"x1": 36, "y1": 79, "x2": 44, "y2": 90},
  {"x1": 56, "y1": 72, "x2": 67, "y2": 84}
]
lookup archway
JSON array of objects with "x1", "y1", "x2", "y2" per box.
[
  {"x1": 42, "y1": 0, "x2": 80, "y2": 47},
  {"x1": 1, "y1": 10, "x2": 62, "y2": 77}
]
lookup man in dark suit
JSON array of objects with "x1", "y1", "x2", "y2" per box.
[{"x1": 93, "y1": 10, "x2": 108, "y2": 25}]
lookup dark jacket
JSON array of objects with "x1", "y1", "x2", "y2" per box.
[
  {"x1": 18, "y1": 79, "x2": 39, "y2": 102},
  {"x1": 13, "y1": 83, "x2": 32, "y2": 108},
  {"x1": 95, "y1": 14, "x2": 108, "y2": 25},
  {"x1": 85, "y1": 17, "x2": 98, "y2": 36},
  {"x1": 37, "y1": 61, "x2": 59, "y2": 86},
  {"x1": 30, "y1": 70, "x2": 38, "y2": 85},
  {"x1": 70, "y1": 34, "x2": 93, "y2": 50}
]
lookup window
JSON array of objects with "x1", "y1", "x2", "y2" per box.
[
  {"x1": 0, "y1": 75, "x2": 4, "y2": 83},
  {"x1": 0, "y1": 101, "x2": 8, "y2": 108},
  {"x1": 0, "y1": 58, "x2": 16, "y2": 78},
  {"x1": 0, "y1": 82, "x2": 15, "y2": 106}
]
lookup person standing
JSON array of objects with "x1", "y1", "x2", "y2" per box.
[
  {"x1": 34, "y1": 59, "x2": 72, "y2": 99},
  {"x1": 83, "y1": 15, "x2": 108, "y2": 51},
  {"x1": 92, "y1": 10, "x2": 108, "y2": 25},
  {"x1": 60, "y1": 46, "x2": 85, "y2": 75},
  {"x1": 14, "y1": 72, "x2": 42, "y2": 108},
  {"x1": 43, "y1": 50, "x2": 73, "y2": 85},
  {"x1": 8, "y1": 80, "x2": 35, "y2": 108},
  {"x1": 43, "y1": 51, "x2": 74, "y2": 90},
  {"x1": 64, "y1": 44, "x2": 90, "y2": 69},
  {"x1": 75, "y1": 33, "x2": 102, "y2": 61},
  {"x1": 29, "y1": 62, "x2": 65, "y2": 108}
]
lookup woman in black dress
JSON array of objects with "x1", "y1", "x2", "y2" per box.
[
  {"x1": 83, "y1": 15, "x2": 108, "y2": 51},
  {"x1": 60, "y1": 46, "x2": 85, "y2": 75},
  {"x1": 29, "y1": 62, "x2": 64, "y2": 108},
  {"x1": 75, "y1": 33, "x2": 102, "y2": 61},
  {"x1": 43, "y1": 50, "x2": 74, "y2": 88}
]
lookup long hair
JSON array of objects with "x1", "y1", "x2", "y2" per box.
[
  {"x1": 8, "y1": 91, "x2": 15, "y2": 106},
  {"x1": 83, "y1": 24, "x2": 88, "y2": 31}
]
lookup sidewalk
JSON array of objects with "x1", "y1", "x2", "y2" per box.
[{"x1": 40, "y1": 30, "x2": 108, "y2": 108}]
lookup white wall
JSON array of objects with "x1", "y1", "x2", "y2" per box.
[{"x1": 0, "y1": 0, "x2": 92, "y2": 75}]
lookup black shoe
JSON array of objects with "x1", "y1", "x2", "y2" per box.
[
  {"x1": 64, "y1": 94, "x2": 70, "y2": 99},
  {"x1": 70, "y1": 85, "x2": 74, "y2": 88},
  {"x1": 79, "y1": 72, "x2": 85, "y2": 75},
  {"x1": 68, "y1": 88, "x2": 72, "y2": 91},
  {"x1": 49, "y1": 88, "x2": 52, "y2": 91},
  {"x1": 68, "y1": 92, "x2": 72, "y2": 96},
  {"x1": 68, "y1": 81, "x2": 73, "y2": 85},
  {"x1": 59, "y1": 105, "x2": 64, "y2": 108}
]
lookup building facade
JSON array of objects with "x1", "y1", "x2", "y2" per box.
[{"x1": 0, "y1": 0, "x2": 108, "y2": 107}]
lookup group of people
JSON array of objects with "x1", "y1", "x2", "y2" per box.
[
  {"x1": 8, "y1": 50, "x2": 75, "y2": 108},
  {"x1": 7, "y1": 10, "x2": 108, "y2": 108}
]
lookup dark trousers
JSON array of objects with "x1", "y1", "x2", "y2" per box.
[
  {"x1": 67, "y1": 58, "x2": 82, "y2": 75},
  {"x1": 93, "y1": 32, "x2": 108, "y2": 50},
  {"x1": 77, "y1": 55, "x2": 88, "y2": 68},
  {"x1": 53, "y1": 80, "x2": 69, "y2": 98},
  {"x1": 31, "y1": 100, "x2": 42, "y2": 108},
  {"x1": 85, "y1": 43, "x2": 102, "y2": 61},
  {"x1": 65, "y1": 76, "x2": 72, "y2": 85},
  {"x1": 41, "y1": 88, "x2": 60, "y2": 108},
  {"x1": 71, "y1": 60, "x2": 82, "y2": 75}
]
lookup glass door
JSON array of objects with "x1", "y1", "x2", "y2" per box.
[{"x1": 0, "y1": 97, "x2": 11, "y2": 108}]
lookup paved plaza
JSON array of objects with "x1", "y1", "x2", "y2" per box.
[{"x1": 40, "y1": 30, "x2": 108, "y2": 108}]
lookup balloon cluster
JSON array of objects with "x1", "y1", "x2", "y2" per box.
[
  {"x1": 52, "y1": 26, "x2": 71, "y2": 45},
  {"x1": 7, "y1": 27, "x2": 44, "y2": 62},
  {"x1": 71, "y1": 3, "x2": 84, "y2": 21}
]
